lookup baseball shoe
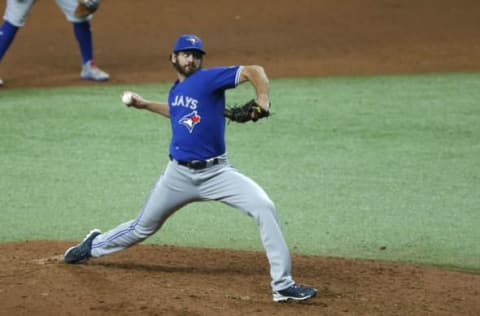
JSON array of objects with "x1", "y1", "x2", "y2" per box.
[
  {"x1": 0, "y1": 78, "x2": 4, "y2": 87},
  {"x1": 64, "y1": 229, "x2": 102, "y2": 264},
  {"x1": 272, "y1": 283, "x2": 318, "y2": 302},
  {"x1": 80, "y1": 60, "x2": 109, "y2": 81}
]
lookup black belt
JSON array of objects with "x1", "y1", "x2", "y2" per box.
[{"x1": 169, "y1": 155, "x2": 222, "y2": 170}]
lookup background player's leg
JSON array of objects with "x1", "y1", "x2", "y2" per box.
[
  {"x1": 199, "y1": 163, "x2": 294, "y2": 292},
  {"x1": 55, "y1": 0, "x2": 109, "y2": 81},
  {"x1": 73, "y1": 21, "x2": 93, "y2": 65},
  {"x1": 1, "y1": 0, "x2": 35, "y2": 85},
  {"x1": 72, "y1": 21, "x2": 109, "y2": 81},
  {"x1": 0, "y1": 21, "x2": 18, "y2": 62},
  {"x1": 0, "y1": 20, "x2": 17, "y2": 86}
]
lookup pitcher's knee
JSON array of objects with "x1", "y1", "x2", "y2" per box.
[
  {"x1": 263, "y1": 199, "x2": 276, "y2": 213},
  {"x1": 248, "y1": 197, "x2": 277, "y2": 219}
]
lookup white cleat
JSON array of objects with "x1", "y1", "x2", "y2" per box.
[{"x1": 81, "y1": 60, "x2": 110, "y2": 81}]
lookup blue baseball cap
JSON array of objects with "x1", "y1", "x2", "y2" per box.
[{"x1": 173, "y1": 34, "x2": 206, "y2": 54}]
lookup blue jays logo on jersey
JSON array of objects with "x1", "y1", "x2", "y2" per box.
[{"x1": 178, "y1": 111, "x2": 201, "y2": 133}]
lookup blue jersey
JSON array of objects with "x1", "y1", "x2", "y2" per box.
[{"x1": 168, "y1": 66, "x2": 242, "y2": 161}]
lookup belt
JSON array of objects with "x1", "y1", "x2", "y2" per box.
[{"x1": 169, "y1": 155, "x2": 223, "y2": 170}]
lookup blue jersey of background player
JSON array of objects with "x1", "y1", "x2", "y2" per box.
[{"x1": 63, "y1": 34, "x2": 318, "y2": 303}]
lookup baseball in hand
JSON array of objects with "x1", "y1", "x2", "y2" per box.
[{"x1": 122, "y1": 92, "x2": 134, "y2": 105}]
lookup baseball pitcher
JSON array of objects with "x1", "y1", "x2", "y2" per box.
[{"x1": 64, "y1": 34, "x2": 317, "y2": 303}]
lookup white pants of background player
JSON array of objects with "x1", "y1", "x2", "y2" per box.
[{"x1": 4, "y1": 0, "x2": 91, "y2": 27}]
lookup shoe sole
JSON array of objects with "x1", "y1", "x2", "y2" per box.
[
  {"x1": 63, "y1": 246, "x2": 89, "y2": 264},
  {"x1": 273, "y1": 291, "x2": 317, "y2": 302},
  {"x1": 81, "y1": 76, "x2": 109, "y2": 82}
]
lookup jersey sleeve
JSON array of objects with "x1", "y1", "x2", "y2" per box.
[{"x1": 205, "y1": 66, "x2": 242, "y2": 92}]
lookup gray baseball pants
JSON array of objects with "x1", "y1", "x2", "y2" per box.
[{"x1": 90, "y1": 159, "x2": 294, "y2": 291}]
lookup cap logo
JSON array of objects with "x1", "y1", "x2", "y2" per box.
[{"x1": 186, "y1": 37, "x2": 199, "y2": 45}]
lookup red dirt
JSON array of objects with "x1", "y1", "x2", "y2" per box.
[
  {"x1": 1, "y1": 1, "x2": 479, "y2": 315},
  {"x1": 1, "y1": 241, "x2": 479, "y2": 316}
]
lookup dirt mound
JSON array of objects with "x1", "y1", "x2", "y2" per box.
[{"x1": 1, "y1": 241, "x2": 479, "y2": 316}]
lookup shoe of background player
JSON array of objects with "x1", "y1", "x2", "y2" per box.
[
  {"x1": 272, "y1": 283, "x2": 318, "y2": 302},
  {"x1": 64, "y1": 229, "x2": 102, "y2": 263},
  {"x1": 0, "y1": 77, "x2": 4, "y2": 87},
  {"x1": 81, "y1": 60, "x2": 110, "y2": 81}
]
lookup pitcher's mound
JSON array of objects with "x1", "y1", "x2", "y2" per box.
[{"x1": 1, "y1": 241, "x2": 478, "y2": 316}]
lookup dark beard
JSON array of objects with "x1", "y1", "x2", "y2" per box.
[{"x1": 173, "y1": 61, "x2": 202, "y2": 77}]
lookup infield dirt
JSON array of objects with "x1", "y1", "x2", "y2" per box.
[{"x1": 1, "y1": 1, "x2": 479, "y2": 315}]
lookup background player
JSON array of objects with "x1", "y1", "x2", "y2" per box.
[
  {"x1": 0, "y1": 0, "x2": 108, "y2": 87},
  {"x1": 63, "y1": 34, "x2": 317, "y2": 302}
]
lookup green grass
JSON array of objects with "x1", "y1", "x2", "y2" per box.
[{"x1": 1, "y1": 73, "x2": 479, "y2": 273}]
